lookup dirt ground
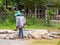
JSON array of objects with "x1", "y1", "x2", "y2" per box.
[{"x1": 29, "y1": 39, "x2": 60, "y2": 45}]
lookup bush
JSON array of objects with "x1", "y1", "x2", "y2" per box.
[{"x1": 26, "y1": 16, "x2": 46, "y2": 26}]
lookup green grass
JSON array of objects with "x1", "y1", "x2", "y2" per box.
[
  {"x1": 25, "y1": 23, "x2": 59, "y2": 31},
  {"x1": 0, "y1": 23, "x2": 60, "y2": 30},
  {"x1": 29, "y1": 39, "x2": 60, "y2": 45},
  {"x1": 0, "y1": 24, "x2": 16, "y2": 30},
  {"x1": 26, "y1": 17, "x2": 60, "y2": 30}
]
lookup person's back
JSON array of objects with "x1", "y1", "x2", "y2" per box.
[{"x1": 16, "y1": 16, "x2": 26, "y2": 28}]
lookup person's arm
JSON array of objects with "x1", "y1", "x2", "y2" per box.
[{"x1": 23, "y1": 16, "x2": 26, "y2": 26}]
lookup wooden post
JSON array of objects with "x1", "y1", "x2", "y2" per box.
[
  {"x1": 57, "y1": 8, "x2": 58, "y2": 15},
  {"x1": 35, "y1": 1, "x2": 37, "y2": 17},
  {"x1": 35, "y1": 7, "x2": 37, "y2": 17},
  {"x1": 45, "y1": 9, "x2": 48, "y2": 24},
  {"x1": 45, "y1": 8, "x2": 50, "y2": 26}
]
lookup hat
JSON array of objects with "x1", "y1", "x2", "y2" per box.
[{"x1": 15, "y1": 11, "x2": 22, "y2": 16}]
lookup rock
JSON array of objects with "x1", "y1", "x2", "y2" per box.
[
  {"x1": 31, "y1": 30, "x2": 49, "y2": 39},
  {"x1": 50, "y1": 31, "x2": 60, "y2": 35},
  {"x1": 0, "y1": 34, "x2": 8, "y2": 39},
  {"x1": 32, "y1": 31, "x2": 42, "y2": 39},
  {"x1": 49, "y1": 31, "x2": 60, "y2": 38},
  {"x1": 23, "y1": 30, "x2": 34, "y2": 38},
  {"x1": 0, "y1": 29, "x2": 60, "y2": 39},
  {"x1": 5, "y1": 35, "x2": 10, "y2": 39},
  {"x1": 0, "y1": 29, "x2": 18, "y2": 39},
  {"x1": 49, "y1": 34, "x2": 60, "y2": 38},
  {"x1": 8, "y1": 34, "x2": 16, "y2": 39}
]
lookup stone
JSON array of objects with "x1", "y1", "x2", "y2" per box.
[
  {"x1": 32, "y1": 31, "x2": 42, "y2": 39},
  {"x1": 49, "y1": 31, "x2": 60, "y2": 38},
  {"x1": 50, "y1": 31, "x2": 60, "y2": 35},
  {"x1": 23, "y1": 30, "x2": 33, "y2": 38},
  {"x1": 0, "y1": 34, "x2": 8, "y2": 39},
  {"x1": 0, "y1": 29, "x2": 18, "y2": 39},
  {"x1": 0, "y1": 29, "x2": 60, "y2": 39},
  {"x1": 31, "y1": 30, "x2": 49, "y2": 39}
]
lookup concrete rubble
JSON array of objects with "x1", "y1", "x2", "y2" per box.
[{"x1": 0, "y1": 29, "x2": 60, "y2": 39}]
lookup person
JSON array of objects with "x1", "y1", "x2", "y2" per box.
[{"x1": 15, "y1": 11, "x2": 26, "y2": 39}]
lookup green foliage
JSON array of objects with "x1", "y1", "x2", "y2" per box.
[
  {"x1": 27, "y1": 16, "x2": 37, "y2": 25},
  {"x1": 48, "y1": 9, "x2": 55, "y2": 16},
  {"x1": 46, "y1": 8, "x2": 56, "y2": 26},
  {"x1": 26, "y1": 16, "x2": 46, "y2": 26}
]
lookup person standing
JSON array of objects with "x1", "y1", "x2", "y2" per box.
[{"x1": 15, "y1": 11, "x2": 26, "y2": 39}]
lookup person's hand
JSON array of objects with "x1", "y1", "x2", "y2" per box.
[
  {"x1": 24, "y1": 23, "x2": 26, "y2": 26},
  {"x1": 14, "y1": 26, "x2": 18, "y2": 31},
  {"x1": 23, "y1": 23, "x2": 26, "y2": 27}
]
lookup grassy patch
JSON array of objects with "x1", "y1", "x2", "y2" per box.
[
  {"x1": 25, "y1": 24, "x2": 59, "y2": 31},
  {"x1": 26, "y1": 17, "x2": 60, "y2": 30},
  {"x1": 29, "y1": 39, "x2": 60, "y2": 45},
  {"x1": 0, "y1": 23, "x2": 59, "y2": 30},
  {"x1": 0, "y1": 24, "x2": 16, "y2": 30}
]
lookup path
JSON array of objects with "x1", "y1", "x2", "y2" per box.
[{"x1": 0, "y1": 39, "x2": 29, "y2": 45}]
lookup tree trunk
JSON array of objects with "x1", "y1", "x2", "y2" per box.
[
  {"x1": 57, "y1": 8, "x2": 58, "y2": 15},
  {"x1": 35, "y1": 6, "x2": 37, "y2": 17},
  {"x1": 38, "y1": 8, "x2": 40, "y2": 18}
]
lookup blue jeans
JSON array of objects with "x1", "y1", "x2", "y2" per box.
[{"x1": 19, "y1": 28, "x2": 24, "y2": 39}]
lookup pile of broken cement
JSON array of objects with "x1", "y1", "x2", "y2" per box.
[{"x1": 0, "y1": 29, "x2": 60, "y2": 39}]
